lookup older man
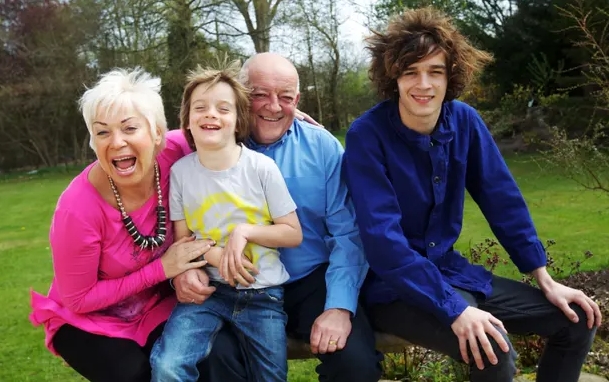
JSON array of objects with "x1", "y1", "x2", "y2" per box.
[{"x1": 173, "y1": 52, "x2": 383, "y2": 382}]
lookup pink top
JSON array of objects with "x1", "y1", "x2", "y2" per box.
[{"x1": 30, "y1": 130, "x2": 191, "y2": 355}]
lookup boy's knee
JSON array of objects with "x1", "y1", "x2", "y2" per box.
[
  {"x1": 150, "y1": 355, "x2": 183, "y2": 382},
  {"x1": 150, "y1": 344, "x2": 183, "y2": 382}
]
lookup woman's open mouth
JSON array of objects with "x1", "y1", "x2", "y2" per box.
[{"x1": 112, "y1": 156, "x2": 137, "y2": 174}]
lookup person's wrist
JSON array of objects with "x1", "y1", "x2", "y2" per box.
[
  {"x1": 234, "y1": 223, "x2": 253, "y2": 240},
  {"x1": 206, "y1": 247, "x2": 223, "y2": 267},
  {"x1": 531, "y1": 266, "x2": 554, "y2": 292},
  {"x1": 328, "y1": 308, "x2": 351, "y2": 317}
]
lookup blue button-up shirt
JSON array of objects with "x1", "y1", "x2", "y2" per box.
[
  {"x1": 342, "y1": 100, "x2": 547, "y2": 326},
  {"x1": 247, "y1": 119, "x2": 368, "y2": 315}
]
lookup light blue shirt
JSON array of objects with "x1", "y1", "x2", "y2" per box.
[{"x1": 247, "y1": 119, "x2": 368, "y2": 315}]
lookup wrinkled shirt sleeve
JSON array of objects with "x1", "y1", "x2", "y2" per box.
[
  {"x1": 465, "y1": 113, "x2": 547, "y2": 273},
  {"x1": 322, "y1": 135, "x2": 369, "y2": 315},
  {"x1": 50, "y1": 209, "x2": 166, "y2": 314}
]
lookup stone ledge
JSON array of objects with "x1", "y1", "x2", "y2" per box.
[
  {"x1": 515, "y1": 372, "x2": 608, "y2": 382},
  {"x1": 287, "y1": 332, "x2": 410, "y2": 359}
]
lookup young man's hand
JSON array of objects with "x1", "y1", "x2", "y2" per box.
[
  {"x1": 450, "y1": 306, "x2": 510, "y2": 370},
  {"x1": 533, "y1": 266, "x2": 602, "y2": 329},
  {"x1": 542, "y1": 281, "x2": 602, "y2": 329}
]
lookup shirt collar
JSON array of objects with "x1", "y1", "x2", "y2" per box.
[
  {"x1": 389, "y1": 101, "x2": 454, "y2": 150},
  {"x1": 246, "y1": 120, "x2": 295, "y2": 151}
]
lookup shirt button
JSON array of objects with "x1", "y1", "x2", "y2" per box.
[
  {"x1": 433, "y1": 176, "x2": 441, "y2": 184},
  {"x1": 429, "y1": 242, "x2": 436, "y2": 248}
]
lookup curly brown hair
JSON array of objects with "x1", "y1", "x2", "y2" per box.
[
  {"x1": 366, "y1": 7, "x2": 493, "y2": 102},
  {"x1": 180, "y1": 59, "x2": 251, "y2": 151}
]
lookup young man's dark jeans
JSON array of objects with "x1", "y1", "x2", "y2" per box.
[
  {"x1": 199, "y1": 264, "x2": 384, "y2": 382},
  {"x1": 367, "y1": 275, "x2": 596, "y2": 382}
]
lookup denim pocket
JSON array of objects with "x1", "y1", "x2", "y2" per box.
[{"x1": 258, "y1": 286, "x2": 284, "y2": 303}]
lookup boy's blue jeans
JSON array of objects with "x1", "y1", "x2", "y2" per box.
[{"x1": 150, "y1": 282, "x2": 287, "y2": 382}]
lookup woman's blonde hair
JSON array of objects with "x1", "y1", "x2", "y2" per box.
[{"x1": 79, "y1": 67, "x2": 167, "y2": 152}]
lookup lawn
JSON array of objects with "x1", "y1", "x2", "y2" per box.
[{"x1": 1, "y1": 153, "x2": 607, "y2": 381}]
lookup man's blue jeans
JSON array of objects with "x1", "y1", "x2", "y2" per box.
[{"x1": 150, "y1": 283, "x2": 287, "y2": 382}]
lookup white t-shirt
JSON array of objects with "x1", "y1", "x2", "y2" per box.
[{"x1": 170, "y1": 145, "x2": 297, "y2": 288}]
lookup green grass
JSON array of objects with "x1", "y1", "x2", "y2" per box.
[
  {"x1": 458, "y1": 155, "x2": 609, "y2": 278},
  {"x1": 1, "y1": 153, "x2": 608, "y2": 381}
]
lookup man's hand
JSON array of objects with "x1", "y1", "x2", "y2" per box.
[
  {"x1": 533, "y1": 266, "x2": 602, "y2": 329},
  {"x1": 310, "y1": 308, "x2": 352, "y2": 354},
  {"x1": 450, "y1": 306, "x2": 510, "y2": 370},
  {"x1": 173, "y1": 268, "x2": 216, "y2": 304},
  {"x1": 542, "y1": 280, "x2": 602, "y2": 329}
]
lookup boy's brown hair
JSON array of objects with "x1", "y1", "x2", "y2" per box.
[
  {"x1": 366, "y1": 7, "x2": 493, "y2": 102},
  {"x1": 180, "y1": 59, "x2": 251, "y2": 151}
]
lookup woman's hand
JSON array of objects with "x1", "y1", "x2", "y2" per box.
[{"x1": 160, "y1": 236, "x2": 213, "y2": 279}]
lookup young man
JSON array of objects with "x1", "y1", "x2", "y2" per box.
[
  {"x1": 173, "y1": 52, "x2": 383, "y2": 382},
  {"x1": 342, "y1": 7, "x2": 602, "y2": 382}
]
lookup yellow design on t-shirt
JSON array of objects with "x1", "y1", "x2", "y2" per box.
[{"x1": 184, "y1": 192, "x2": 271, "y2": 265}]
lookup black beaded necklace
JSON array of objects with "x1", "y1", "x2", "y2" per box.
[{"x1": 108, "y1": 162, "x2": 167, "y2": 250}]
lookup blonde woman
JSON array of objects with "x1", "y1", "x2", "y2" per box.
[{"x1": 30, "y1": 68, "x2": 214, "y2": 381}]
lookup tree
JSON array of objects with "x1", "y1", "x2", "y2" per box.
[
  {"x1": 202, "y1": 0, "x2": 284, "y2": 53},
  {"x1": 92, "y1": 0, "x2": 167, "y2": 71},
  {"x1": 290, "y1": 0, "x2": 343, "y2": 131},
  {"x1": 234, "y1": 0, "x2": 283, "y2": 52},
  {"x1": 0, "y1": 0, "x2": 96, "y2": 169},
  {"x1": 372, "y1": 0, "x2": 488, "y2": 34}
]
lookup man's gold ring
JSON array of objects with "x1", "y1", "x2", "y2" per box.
[{"x1": 328, "y1": 340, "x2": 337, "y2": 346}]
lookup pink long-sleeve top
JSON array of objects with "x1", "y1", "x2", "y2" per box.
[{"x1": 30, "y1": 130, "x2": 191, "y2": 355}]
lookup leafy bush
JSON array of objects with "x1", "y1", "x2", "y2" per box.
[
  {"x1": 542, "y1": 2, "x2": 609, "y2": 191},
  {"x1": 478, "y1": 84, "x2": 569, "y2": 143}
]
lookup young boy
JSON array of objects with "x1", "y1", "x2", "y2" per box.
[
  {"x1": 150, "y1": 61, "x2": 302, "y2": 382},
  {"x1": 342, "y1": 7, "x2": 601, "y2": 382}
]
